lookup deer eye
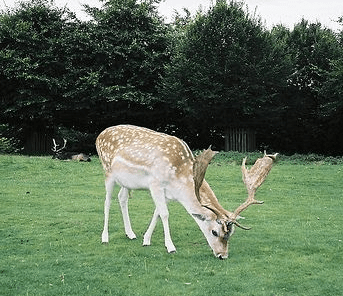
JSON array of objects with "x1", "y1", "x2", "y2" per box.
[{"x1": 212, "y1": 230, "x2": 219, "y2": 237}]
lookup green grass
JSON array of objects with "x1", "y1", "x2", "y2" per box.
[{"x1": 0, "y1": 154, "x2": 342, "y2": 295}]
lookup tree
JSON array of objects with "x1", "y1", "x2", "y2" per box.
[
  {"x1": 319, "y1": 21, "x2": 343, "y2": 154},
  {"x1": 0, "y1": 0, "x2": 171, "y2": 152},
  {"x1": 80, "y1": 0, "x2": 170, "y2": 131},
  {"x1": 0, "y1": 0, "x2": 78, "y2": 151},
  {"x1": 272, "y1": 19, "x2": 342, "y2": 154},
  {"x1": 160, "y1": 0, "x2": 289, "y2": 148}
]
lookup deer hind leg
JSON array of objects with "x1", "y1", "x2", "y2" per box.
[
  {"x1": 102, "y1": 176, "x2": 115, "y2": 243},
  {"x1": 118, "y1": 188, "x2": 136, "y2": 239},
  {"x1": 146, "y1": 185, "x2": 176, "y2": 253}
]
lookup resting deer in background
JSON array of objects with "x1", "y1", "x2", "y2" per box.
[
  {"x1": 52, "y1": 139, "x2": 91, "y2": 162},
  {"x1": 96, "y1": 125, "x2": 277, "y2": 259}
]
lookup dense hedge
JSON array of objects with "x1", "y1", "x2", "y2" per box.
[{"x1": 1, "y1": 0, "x2": 343, "y2": 155}]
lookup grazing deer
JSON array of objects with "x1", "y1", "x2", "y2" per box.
[
  {"x1": 96, "y1": 125, "x2": 277, "y2": 259},
  {"x1": 52, "y1": 139, "x2": 91, "y2": 162}
]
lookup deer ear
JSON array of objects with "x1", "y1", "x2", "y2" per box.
[
  {"x1": 192, "y1": 213, "x2": 216, "y2": 222},
  {"x1": 192, "y1": 213, "x2": 206, "y2": 221},
  {"x1": 193, "y1": 147, "x2": 217, "y2": 202},
  {"x1": 192, "y1": 212, "x2": 217, "y2": 222}
]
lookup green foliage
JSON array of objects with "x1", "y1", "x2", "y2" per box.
[
  {"x1": 80, "y1": 0, "x2": 170, "y2": 105},
  {"x1": 0, "y1": 0, "x2": 75, "y2": 111},
  {"x1": 0, "y1": 137, "x2": 14, "y2": 153},
  {"x1": 1, "y1": 155, "x2": 342, "y2": 295},
  {"x1": 0, "y1": 0, "x2": 170, "y2": 149},
  {"x1": 1, "y1": 0, "x2": 343, "y2": 154},
  {"x1": 270, "y1": 20, "x2": 343, "y2": 154},
  {"x1": 0, "y1": 125, "x2": 21, "y2": 153},
  {"x1": 160, "y1": 0, "x2": 290, "y2": 147},
  {"x1": 54, "y1": 126, "x2": 95, "y2": 152},
  {"x1": 0, "y1": 0, "x2": 79, "y2": 144}
]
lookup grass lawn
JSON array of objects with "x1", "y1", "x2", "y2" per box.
[{"x1": 0, "y1": 154, "x2": 342, "y2": 295}]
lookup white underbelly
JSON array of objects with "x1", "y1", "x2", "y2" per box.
[
  {"x1": 110, "y1": 170, "x2": 151, "y2": 190},
  {"x1": 109, "y1": 156, "x2": 174, "y2": 190}
]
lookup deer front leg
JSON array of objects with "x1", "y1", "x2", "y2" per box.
[
  {"x1": 118, "y1": 187, "x2": 136, "y2": 239},
  {"x1": 149, "y1": 186, "x2": 176, "y2": 253},
  {"x1": 102, "y1": 178, "x2": 115, "y2": 243}
]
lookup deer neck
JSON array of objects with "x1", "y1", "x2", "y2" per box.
[
  {"x1": 172, "y1": 178, "x2": 226, "y2": 222},
  {"x1": 198, "y1": 180, "x2": 229, "y2": 220}
]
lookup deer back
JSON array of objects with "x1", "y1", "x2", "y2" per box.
[{"x1": 96, "y1": 125, "x2": 195, "y2": 181}]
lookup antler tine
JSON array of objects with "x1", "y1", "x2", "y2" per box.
[
  {"x1": 232, "y1": 153, "x2": 277, "y2": 229},
  {"x1": 52, "y1": 138, "x2": 67, "y2": 153},
  {"x1": 61, "y1": 138, "x2": 67, "y2": 150},
  {"x1": 52, "y1": 138, "x2": 57, "y2": 152}
]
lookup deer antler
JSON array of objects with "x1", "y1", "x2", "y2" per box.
[
  {"x1": 52, "y1": 138, "x2": 67, "y2": 153},
  {"x1": 193, "y1": 147, "x2": 217, "y2": 202},
  {"x1": 232, "y1": 152, "x2": 278, "y2": 230},
  {"x1": 193, "y1": 148, "x2": 234, "y2": 233}
]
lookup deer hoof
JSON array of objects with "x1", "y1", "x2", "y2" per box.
[
  {"x1": 166, "y1": 246, "x2": 176, "y2": 253},
  {"x1": 126, "y1": 233, "x2": 137, "y2": 240},
  {"x1": 102, "y1": 231, "x2": 109, "y2": 243}
]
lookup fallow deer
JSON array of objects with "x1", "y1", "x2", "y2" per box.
[
  {"x1": 52, "y1": 139, "x2": 91, "y2": 162},
  {"x1": 96, "y1": 125, "x2": 277, "y2": 259}
]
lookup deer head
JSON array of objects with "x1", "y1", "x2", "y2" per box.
[{"x1": 192, "y1": 149, "x2": 278, "y2": 258}]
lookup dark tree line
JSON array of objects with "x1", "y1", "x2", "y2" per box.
[{"x1": 1, "y1": 0, "x2": 343, "y2": 154}]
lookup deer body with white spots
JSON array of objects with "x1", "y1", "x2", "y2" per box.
[{"x1": 96, "y1": 125, "x2": 277, "y2": 259}]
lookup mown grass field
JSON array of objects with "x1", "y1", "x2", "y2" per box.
[{"x1": 0, "y1": 154, "x2": 342, "y2": 295}]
